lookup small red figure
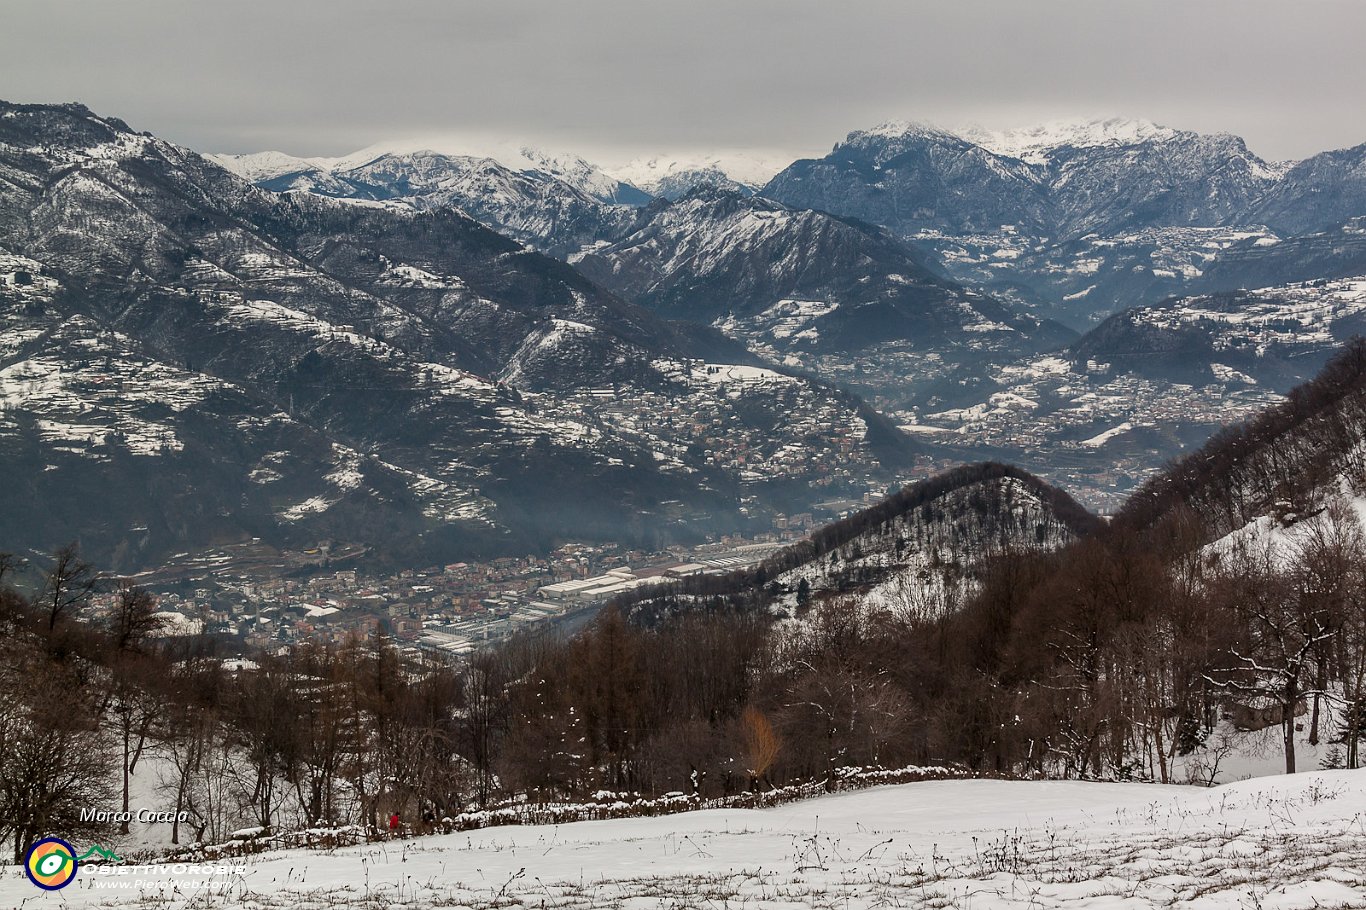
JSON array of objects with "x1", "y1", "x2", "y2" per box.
[{"x1": 388, "y1": 812, "x2": 401, "y2": 836}]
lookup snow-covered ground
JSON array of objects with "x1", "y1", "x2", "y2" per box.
[{"x1": 7, "y1": 772, "x2": 1365, "y2": 908}]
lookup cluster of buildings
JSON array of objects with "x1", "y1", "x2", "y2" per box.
[
  {"x1": 562, "y1": 364, "x2": 887, "y2": 493},
  {"x1": 137, "y1": 535, "x2": 797, "y2": 659},
  {"x1": 126, "y1": 352, "x2": 917, "y2": 658},
  {"x1": 778, "y1": 339, "x2": 1285, "y2": 514},
  {"x1": 416, "y1": 540, "x2": 786, "y2": 654},
  {"x1": 894, "y1": 362, "x2": 1283, "y2": 511}
]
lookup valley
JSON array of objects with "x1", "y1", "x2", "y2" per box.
[{"x1": 211, "y1": 115, "x2": 1366, "y2": 524}]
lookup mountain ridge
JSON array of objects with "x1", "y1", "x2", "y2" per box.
[
  {"x1": 572, "y1": 186, "x2": 1073, "y2": 358},
  {"x1": 0, "y1": 100, "x2": 908, "y2": 570}
]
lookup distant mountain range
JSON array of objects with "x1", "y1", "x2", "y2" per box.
[
  {"x1": 209, "y1": 144, "x2": 785, "y2": 255},
  {"x1": 220, "y1": 117, "x2": 1366, "y2": 330},
  {"x1": 224, "y1": 135, "x2": 1077, "y2": 404},
  {"x1": 0, "y1": 102, "x2": 914, "y2": 570},
  {"x1": 605, "y1": 152, "x2": 785, "y2": 201},
  {"x1": 9, "y1": 102, "x2": 1366, "y2": 568},
  {"x1": 210, "y1": 145, "x2": 640, "y2": 256},
  {"x1": 212, "y1": 141, "x2": 650, "y2": 207},
  {"x1": 765, "y1": 118, "x2": 1284, "y2": 240},
  {"x1": 762, "y1": 119, "x2": 1366, "y2": 326}
]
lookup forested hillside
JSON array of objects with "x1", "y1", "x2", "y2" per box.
[
  {"x1": 614, "y1": 462, "x2": 1096, "y2": 623},
  {"x1": 7, "y1": 344, "x2": 1366, "y2": 861}
]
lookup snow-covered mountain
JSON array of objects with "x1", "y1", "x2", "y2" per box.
[
  {"x1": 217, "y1": 140, "x2": 650, "y2": 207},
  {"x1": 886, "y1": 275, "x2": 1366, "y2": 510},
  {"x1": 960, "y1": 117, "x2": 1188, "y2": 164},
  {"x1": 209, "y1": 149, "x2": 372, "y2": 198},
  {"x1": 216, "y1": 120, "x2": 1366, "y2": 328},
  {"x1": 215, "y1": 118, "x2": 1366, "y2": 333},
  {"x1": 764, "y1": 117, "x2": 1283, "y2": 241},
  {"x1": 607, "y1": 152, "x2": 786, "y2": 201},
  {"x1": 763, "y1": 121, "x2": 1052, "y2": 236},
  {"x1": 209, "y1": 149, "x2": 332, "y2": 183},
  {"x1": 213, "y1": 142, "x2": 647, "y2": 255},
  {"x1": 1248, "y1": 142, "x2": 1366, "y2": 235},
  {"x1": 763, "y1": 118, "x2": 1366, "y2": 327},
  {"x1": 215, "y1": 142, "x2": 798, "y2": 252},
  {"x1": 491, "y1": 143, "x2": 651, "y2": 206},
  {"x1": 572, "y1": 188, "x2": 1072, "y2": 358},
  {"x1": 1074, "y1": 275, "x2": 1366, "y2": 386},
  {"x1": 0, "y1": 101, "x2": 908, "y2": 570},
  {"x1": 920, "y1": 224, "x2": 1282, "y2": 329},
  {"x1": 329, "y1": 149, "x2": 637, "y2": 254},
  {"x1": 1043, "y1": 125, "x2": 1278, "y2": 240},
  {"x1": 1196, "y1": 219, "x2": 1366, "y2": 293}
]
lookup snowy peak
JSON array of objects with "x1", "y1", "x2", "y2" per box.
[
  {"x1": 841, "y1": 119, "x2": 963, "y2": 146},
  {"x1": 830, "y1": 120, "x2": 994, "y2": 170},
  {"x1": 608, "y1": 152, "x2": 786, "y2": 201},
  {"x1": 962, "y1": 117, "x2": 1182, "y2": 163},
  {"x1": 301, "y1": 139, "x2": 650, "y2": 206},
  {"x1": 207, "y1": 150, "x2": 331, "y2": 183},
  {"x1": 211, "y1": 139, "x2": 655, "y2": 253},
  {"x1": 514, "y1": 146, "x2": 652, "y2": 207},
  {"x1": 849, "y1": 117, "x2": 1227, "y2": 163}
]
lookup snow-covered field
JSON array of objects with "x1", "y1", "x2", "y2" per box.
[{"x1": 7, "y1": 772, "x2": 1365, "y2": 908}]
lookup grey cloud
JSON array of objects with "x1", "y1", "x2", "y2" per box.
[{"x1": 2, "y1": 0, "x2": 1363, "y2": 162}]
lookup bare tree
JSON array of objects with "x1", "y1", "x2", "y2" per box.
[
  {"x1": 108, "y1": 584, "x2": 163, "y2": 654},
  {"x1": 36, "y1": 543, "x2": 99, "y2": 633},
  {"x1": 1289, "y1": 500, "x2": 1366, "y2": 746},
  {"x1": 0, "y1": 641, "x2": 115, "y2": 862},
  {"x1": 1206, "y1": 536, "x2": 1337, "y2": 774},
  {"x1": 287, "y1": 643, "x2": 349, "y2": 826},
  {"x1": 159, "y1": 666, "x2": 221, "y2": 845},
  {"x1": 228, "y1": 660, "x2": 297, "y2": 833},
  {"x1": 458, "y1": 647, "x2": 513, "y2": 805},
  {"x1": 100, "y1": 584, "x2": 167, "y2": 833}
]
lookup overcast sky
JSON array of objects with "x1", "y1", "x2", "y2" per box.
[{"x1": 3, "y1": 0, "x2": 1364, "y2": 165}]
